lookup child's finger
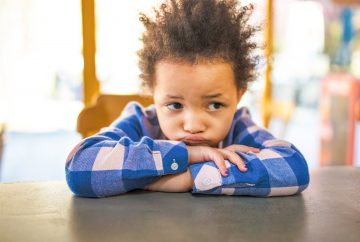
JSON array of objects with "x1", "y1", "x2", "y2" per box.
[
  {"x1": 210, "y1": 151, "x2": 228, "y2": 176},
  {"x1": 235, "y1": 145, "x2": 259, "y2": 153},
  {"x1": 219, "y1": 149, "x2": 247, "y2": 172},
  {"x1": 225, "y1": 144, "x2": 260, "y2": 154}
]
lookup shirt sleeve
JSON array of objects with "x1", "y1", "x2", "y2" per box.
[
  {"x1": 189, "y1": 108, "x2": 310, "y2": 197},
  {"x1": 65, "y1": 103, "x2": 188, "y2": 198}
]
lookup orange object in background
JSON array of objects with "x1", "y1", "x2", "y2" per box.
[
  {"x1": 356, "y1": 99, "x2": 360, "y2": 121},
  {"x1": 320, "y1": 73, "x2": 359, "y2": 166},
  {"x1": 332, "y1": 0, "x2": 360, "y2": 6}
]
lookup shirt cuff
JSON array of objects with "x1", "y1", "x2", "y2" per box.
[
  {"x1": 156, "y1": 140, "x2": 188, "y2": 174},
  {"x1": 189, "y1": 153, "x2": 266, "y2": 194},
  {"x1": 189, "y1": 161, "x2": 222, "y2": 193}
]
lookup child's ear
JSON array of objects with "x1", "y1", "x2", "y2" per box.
[{"x1": 237, "y1": 89, "x2": 246, "y2": 103}]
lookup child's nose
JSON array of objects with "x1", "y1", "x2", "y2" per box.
[{"x1": 183, "y1": 112, "x2": 206, "y2": 134}]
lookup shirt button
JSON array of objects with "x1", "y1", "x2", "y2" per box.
[
  {"x1": 171, "y1": 160, "x2": 178, "y2": 170},
  {"x1": 202, "y1": 177, "x2": 212, "y2": 186}
]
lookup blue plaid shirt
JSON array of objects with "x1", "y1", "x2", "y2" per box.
[{"x1": 66, "y1": 102, "x2": 309, "y2": 197}]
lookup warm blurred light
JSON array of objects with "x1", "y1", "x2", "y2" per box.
[
  {"x1": 0, "y1": 0, "x2": 83, "y2": 132},
  {"x1": 351, "y1": 51, "x2": 360, "y2": 78},
  {"x1": 284, "y1": 1, "x2": 325, "y2": 56},
  {"x1": 95, "y1": 0, "x2": 161, "y2": 94}
]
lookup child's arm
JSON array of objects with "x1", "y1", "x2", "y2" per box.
[
  {"x1": 188, "y1": 108, "x2": 310, "y2": 197},
  {"x1": 65, "y1": 103, "x2": 188, "y2": 197},
  {"x1": 143, "y1": 145, "x2": 258, "y2": 193},
  {"x1": 144, "y1": 169, "x2": 194, "y2": 192}
]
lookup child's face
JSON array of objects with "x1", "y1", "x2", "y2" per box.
[{"x1": 153, "y1": 61, "x2": 244, "y2": 147}]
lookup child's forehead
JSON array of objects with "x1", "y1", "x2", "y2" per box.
[{"x1": 153, "y1": 61, "x2": 238, "y2": 98}]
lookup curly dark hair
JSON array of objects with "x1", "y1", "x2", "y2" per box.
[{"x1": 137, "y1": 0, "x2": 259, "y2": 92}]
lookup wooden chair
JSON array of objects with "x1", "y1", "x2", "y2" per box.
[
  {"x1": 77, "y1": 94, "x2": 153, "y2": 138},
  {"x1": 267, "y1": 99, "x2": 295, "y2": 138}
]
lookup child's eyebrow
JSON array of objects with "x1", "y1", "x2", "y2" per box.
[
  {"x1": 166, "y1": 95, "x2": 184, "y2": 99},
  {"x1": 202, "y1": 93, "x2": 223, "y2": 99},
  {"x1": 165, "y1": 93, "x2": 225, "y2": 100}
]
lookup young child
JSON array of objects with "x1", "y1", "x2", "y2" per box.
[{"x1": 66, "y1": 0, "x2": 309, "y2": 197}]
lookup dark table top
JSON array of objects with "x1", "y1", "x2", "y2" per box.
[{"x1": 1, "y1": 166, "x2": 360, "y2": 242}]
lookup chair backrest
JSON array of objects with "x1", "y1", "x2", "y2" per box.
[{"x1": 77, "y1": 94, "x2": 153, "y2": 138}]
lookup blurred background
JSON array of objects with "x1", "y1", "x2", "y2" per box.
[{"x1": 0, "y1": 0, "x2": 359, "y2": 182}]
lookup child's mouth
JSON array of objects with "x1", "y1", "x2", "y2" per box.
[
  {"x1": 184, "y1": 141, "x2": 206, "y2": 146},
  {"x1": 181, "y1": 136, "x2": 208, "y2": 146}
]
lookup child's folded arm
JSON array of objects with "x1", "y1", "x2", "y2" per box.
[
  {"x1": 188, "y1": 113, "x2": 310, "y2": 197},
  {"x1": 65, "y1": 127, "x2": 188, "y2": 198},
  {"x1": 189, "y1": 143, "x2": 309, "y2": 197}
]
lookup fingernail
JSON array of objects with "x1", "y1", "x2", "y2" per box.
[{"x1": 240, "y1": 165, "x2": 247, "y2": 171}]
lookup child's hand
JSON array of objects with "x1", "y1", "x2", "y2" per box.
[
  {"x1": 224, "y1": 144, "x2": 260, "y2": 154},
  {"x1": 187, "y1": 145, "x2": 260, "y2": 176}
]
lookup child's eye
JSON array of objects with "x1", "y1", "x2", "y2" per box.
[
  {"x1": 167, "y1": 102, "x2": 183, "y2": 110},
  {"x1": 208, "y1": 102, "x2": 224, "y2": 111}
]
